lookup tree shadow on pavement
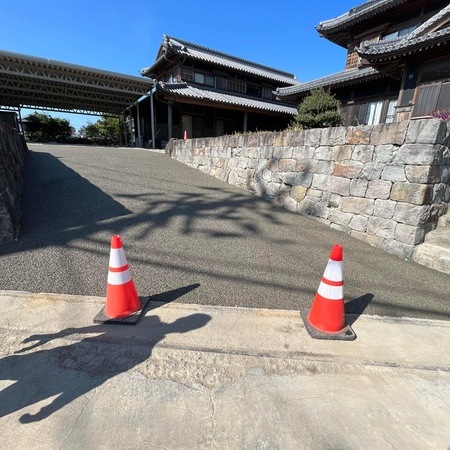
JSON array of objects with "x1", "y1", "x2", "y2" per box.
[
  {"x1": 0, "y1": 150, "x2": 289, "y2": 255},
  {"x1": 1, "y1": 147, "x2": 449, "y2": 322},
  {"x1": 17, "y1": 151, "x2": 133, "y2": 237},
  {"x1": 0, "y1": 285, "x2": 210, "y2": 423}
]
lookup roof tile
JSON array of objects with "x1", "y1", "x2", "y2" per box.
[{"x1": 157, "y1": 82, "x2": 297, "y2": 115}]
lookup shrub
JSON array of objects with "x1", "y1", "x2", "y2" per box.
[
  {"x1": 289, "y1": 88, "x2": 342, "y2": 130},
  {"x1": 430, "y1": 110, "x2": 450, "y2": 121}
]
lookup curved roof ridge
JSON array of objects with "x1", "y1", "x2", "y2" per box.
[
  {"x1": 275, "y1": 67, "x2": 381, "y2": 97},
  {"x1": 317, "y1": 0, "x2": 407, "y2": 33},
  {"x1": 356, "y1": 4, "x2": 450, "y2": 58},
  {"x1": 164, "y1": 35, "x2": 298, "y2": 81},
  {"x1": 408, "y1": 4, "x2": 450, "y2": 39}
]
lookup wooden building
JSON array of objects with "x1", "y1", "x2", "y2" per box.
[
  {"x1": 132, "y1": 35, "x2": 299, "y2": 148},
  {"x1": 276, "y1": 0, "x2": 450, "y2": 126}
]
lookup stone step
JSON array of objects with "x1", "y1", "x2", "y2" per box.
[
  {"x1": 424, "y1": 228, "x2": 450, "y2": 246},
  {"x1": 413, "y1": 242, "x2": 450, "y2": 274},
  {"x1": 437, "y1": 214, "x2": 450, "y2": 229},
  {"x1": 412, "y1": 211, "x2": 450, "y2": 274}
]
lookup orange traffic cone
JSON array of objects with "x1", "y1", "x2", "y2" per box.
[
  {"x1": 301, "y1": 244, "x2": 356, "y2": 340},
  {"x1": 94, "y1": 235, "x2": 149, "y2": 325},
  {"x1": 184, "y1": 130, "x2": 188, "y2": 140}
]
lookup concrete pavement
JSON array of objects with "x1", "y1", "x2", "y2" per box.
[{"x1": 1, "y1": 290, "x2": 449, "y2": 449}]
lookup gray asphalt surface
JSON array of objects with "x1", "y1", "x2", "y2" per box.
[{"x1": 1, "y1": 143, "x2": 448, "y2": 320}]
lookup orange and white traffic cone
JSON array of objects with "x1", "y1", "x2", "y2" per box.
[
  {"x1": 94, "y1": 235, "x2": 149, "y2": 325},
  {"x1": 301, "y1": 244, "x2": 356, "y2": 340},
  {"x1": 184, "y1": 130, "x2": 188, "y2": 140}
]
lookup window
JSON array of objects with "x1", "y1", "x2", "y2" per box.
[
  {"x1": 181, "y1": 67, "x2": 194, "y2": 82},
  {"x1": 436, "y1": 82, "x2": 450, "y2": 112},
  {"x1": 366, "y1": 101, "x2": 383, "y2": 125},
  {"x1": 247, "y1": 84, "x2": 262, "y2": 98},
  {"x1": 216, "y1": 76, "x2": 226, "y2": 90},
  {"x1": 227, "y1": 79, "x2": 246, "y2": 94},
  {"x1": 385, "y1": 100, "x2": 397, "y2": 123},
  {"x1": 263, "y1": 87, "x2": 273, "y2": 100},
  {"x1": 347, "y1": 99, "x2": 398, "y2": 125},
  {"x1": 194, "y1": 72, "x2": 214, "y2": 87},
  {"x1": 382, "y1": 24, "x2": 418, "y2": 41},
  {"x1": 194, "y1": 72, "x2": 204, "y2": 84},
  {"x1": 413, "y1": 81, "x2": 450, "y2": 117}
]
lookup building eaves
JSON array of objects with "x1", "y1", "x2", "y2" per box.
[
  {"x1": 275, "y1": 66, "x2": 382, "y2": 98},
  {"x1": 357, "y1": 26, "x2": 450, "y2": 60},
  {"x1": 157, "y1": 82, "x2": 298, "y2": 115},
  {"x1": 408, "y1": 4, "x2": 450, "y2": 40},
  {"x1": 316, "y1": 0, "x2": 407, "y2": 34},
  {"x1": 144, "y1": 35, "x2": 299, "y2": 86}
]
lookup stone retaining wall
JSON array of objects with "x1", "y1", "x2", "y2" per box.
[
  {"x1": 0, "y1": 121, "x2": 28, "y2": 244},
  {"x1": 167, "y1": 119, "x2": 450, "y2": 259}
]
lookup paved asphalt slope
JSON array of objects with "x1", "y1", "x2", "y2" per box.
[{"x1": 0, "y1": 144, "x2": 448, "y2": 320}]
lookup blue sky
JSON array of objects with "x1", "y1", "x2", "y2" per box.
[{"x1": 2, "y1": 0, "x2": 358, "y2": 130}]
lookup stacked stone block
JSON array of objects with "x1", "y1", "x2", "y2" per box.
[
  {"x1": 168, "y1": 119, "x2": 450, "y2": 259},
  {"x1": 0, "y1": 121, "x2": 28, "y2": 245}
]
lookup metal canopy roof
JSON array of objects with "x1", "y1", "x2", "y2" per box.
[{"x1": 0, "y1": 49, "x2": 154, "y2": 116}]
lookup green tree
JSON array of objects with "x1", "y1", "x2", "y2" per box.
[
  {"x1": 24, "y1": 112, "x2": 72, "y2": 142},
  {"x1": 289, "y1": 88, "x2": 342, "y2": 130},
  {"x1": 80, "y1": 116, "x2": 122, "y2": 146}
]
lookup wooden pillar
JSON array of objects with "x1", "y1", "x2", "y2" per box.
[
  {"x1": 136, "y1": 102, "x2": 141, "y2": 147},
  {"x1": 150, "y1": 90, "x2": 156, "y2": 149},
  {"x1": 128, "y1": 107, "x2": 134, "y2": 146},
  {"x1": 122, "y1": 112, "x2": 128, "y2": 147},
  {"x1": 168, "y1": 101, "x2": 173, "y2": 140}
]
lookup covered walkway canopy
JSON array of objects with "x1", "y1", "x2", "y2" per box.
[{"x1": 0, "y1": 49, "x2": 153, "y2": 116}]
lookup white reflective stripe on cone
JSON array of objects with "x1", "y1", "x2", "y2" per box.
[
  {"x1": 108, "y1": 269, "x2": 132, "y2": 285},
  {"x1": 322, "y1": 259, "x2": 343, "y2": 283},
  {"x1": 109, "y1": 248, "x2": 128, "y2": 268},
  {"x1": 317, "y1": 281, "x2": 343, "y2": 300}
]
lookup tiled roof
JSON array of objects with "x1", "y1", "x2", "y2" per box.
[
  {"x1": 144, "y1": 35, "x2": 299, "y2": 86},
  {"x1": 357, "y1": 5, "x2": 450, "y2": 60},
  {"x1": 275, "y1": 67, "x2": 382, "y2": 98},
  {"x1": 409, "y1": 4, "x2": 450, "y2": 39},
  {"x1": 156, "y1": 82, "x2": 298, "y2": 115},
  {"x1": 358, "y1": 27, "x2": 450, "y2": 59},
  {"x1": 317, "y1": 0, "x2": 407, "y2": 33}
]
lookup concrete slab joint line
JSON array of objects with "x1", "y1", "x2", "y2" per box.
[{"x1": 0, "y1": 291, "x2": 450, "y2": 448}]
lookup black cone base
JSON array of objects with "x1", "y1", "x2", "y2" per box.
[
  {"x1": 94, "y1": 297, "x2": 150, "y2": 325},
  {"x1": 301, "y1": 308, "x2": 356, "y2": 341}
]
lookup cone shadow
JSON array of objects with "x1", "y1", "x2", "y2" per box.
[
  {"x1": 345, "y1": 293, "x2": 374, "y2": 325},
  {"x1": 145, "y1": 283, "x2": 201, "y2": 307},
  {"x1": 93, "y1": 284, "x2": 201, "y2": 325}
]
